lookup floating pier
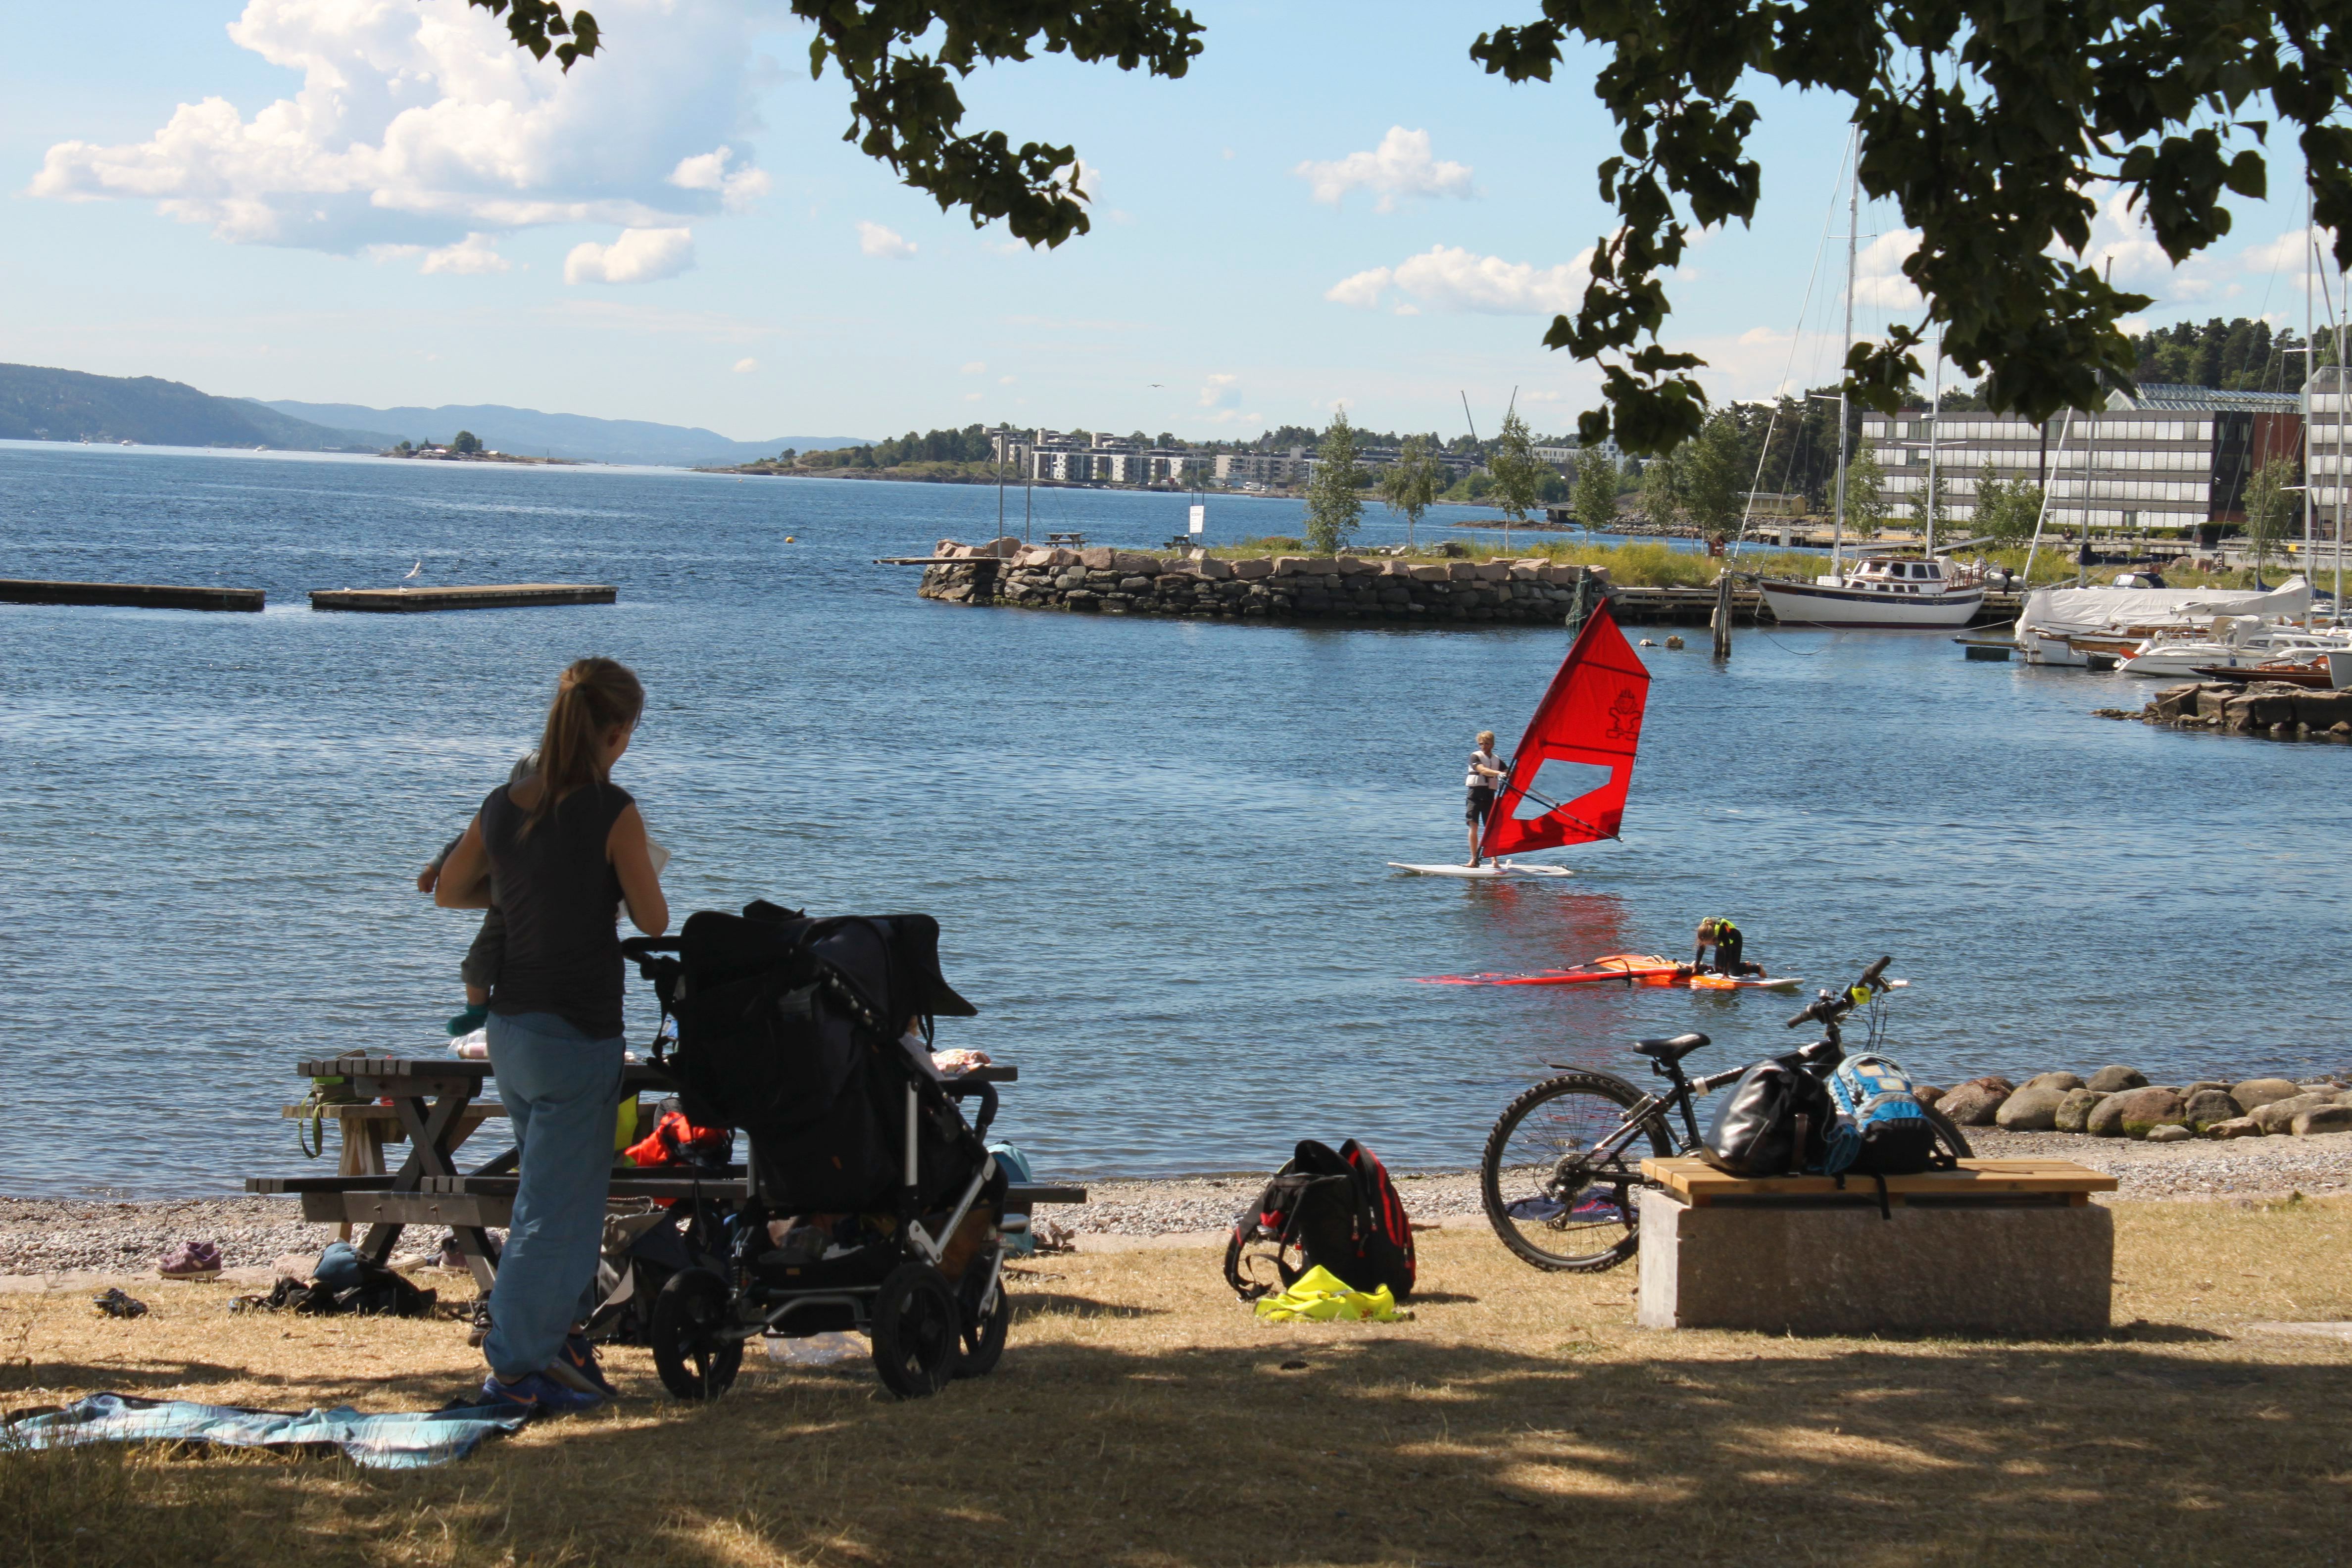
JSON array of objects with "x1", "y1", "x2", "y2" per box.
[
  {"x1": 307, "y1": 583, "x2": 616, "y2": 613},
  {"x1": 0, "y1": 578, "x2": 264, "y2": 612}
]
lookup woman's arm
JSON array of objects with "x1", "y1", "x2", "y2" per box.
[
  {"x1": 433, "y1": 817, "x2": 493, "y2": 909},
  {"x1": 608, "y1": 802, "x2": 669, "y2": 935}
]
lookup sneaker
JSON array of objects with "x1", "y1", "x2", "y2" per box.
[
  {"x1": 476, "y1": 1370, "x2": 602, "y2": 1416},
  {"x1": 548, "y1": 1334, "x2": 619, "y2": 1399},
  {"x1": 158, "y1": 1240, "x2": 222, "y2": 1281}
]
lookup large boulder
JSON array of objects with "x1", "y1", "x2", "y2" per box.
[
  {"x1": 2085, "y1": 1065, "x2": 2148, "y2": 1094},
  {"x1": 2145, "y1": 1124, "x2": 2195, "y2": 1143},
  {"x1": 2087, "y1": 1086, "x2": 2187, "y2": 1138},
  {"x1": 2021, "y1": 1071, "x2": 2086, "y2": 1093},
  {"x1": 1995, "y1": 1085, "x2": 2069, "y2": 1131},
  {"x1": 2250, "y1": 1093, "x2": 2338, "y2": 1134},
  {"x1": 1231, "y1": 556, "x2": 1274, "y2": 581},
  {"x1": 2291, "y1": 1105, "x2": 2352, "y2": 1137},
  {"x1": 1937, "y1": 1076, "x2": 2017, "y2": 1127},
  {"x1": 2231, "y1": 1078, "x2": 2303, "y2": 1112},
  {"x1": 2183, "y1": 1080, "x2": 2230, "y2": 1096},
  {"x1": 1913, "y1": 1085, "x2": 1946, "y2": 1109},
  {"x1": 2207, "y1": 1117, "x2": 2264, "y2": 1139},
  {"x1": 2054, "y1": 1088, "x2": 2107, "y2": 1133},
  {"x1": 2183, "y1": 1089, "x2": 2244, "y2": 1132}
]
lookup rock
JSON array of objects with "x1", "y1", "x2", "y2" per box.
[
  {"x1": 2085, "y1": 1065, "x2": 2148, "y2": 1093},
  {"x1": 1078, "y1": 546, "x2": 1116, "y2": 570},
  {"x1": 2249, "y1": 1093, "x2": 2337, "y2": 1134},
  {"x1": 2206, "y1": 1116, "x2": 2264, "y2": 1139},
  {"x1": 2085, "y1": 1086, "x2": 2187, "y2": 1138},
  {"x1": 1118, "y1": 576, "x2": 1153, "y2": 593},
  {"x1": 1196, "y1": 556, "x2": 1233, "y2": 581},
  {"x1": 2145, "y1": 1124, "x2": 2194, "y2": 1143},
  {"x1": 1938, "y1": 1077, "x2": 2017, "y2": 1127},
  {"x1": 1912, "y1": 1085, "x2": 1946, "y2": 1109},
  {"x1": 1471, "y1": 561, "x2": 1509, "y2": 582},
  {"x1": 2055, "y1": 1088, "x2": 2107, "y2": 1133},
  {"x1": 2231, "y1": 1078, "x2": 2304, "y2": 1112},
  {"x1": 1271, "y1": 556, "x2": 1308, "y2": 576},
  {"x1": 1231, "y1": 556, "x2": 1273, "y2": 581},
  {"x1": 2182, "y1": 1089, "x2": 2244, "y2": 1132},
  {"x1": 2291, "y1": 1105, "x2": 2352, "y2": 1136},
  {"x1": 1407, "y1": 563, "x2": 1450, "y2": 582},
  {"x1": 1446, "y1": 562, "x2": 1481, "y2": 581},
  {"x1": 1995, "y1": 1086, "x2": 2069, "y2": 1131},
  {"x1": 2021, "y1": 1071, "x2": 2085, "y2": 1093}
]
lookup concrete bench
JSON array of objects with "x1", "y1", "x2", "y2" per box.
[{"x1": 1635, "y1": 1157, "x2": 2118, "y2": 1337}]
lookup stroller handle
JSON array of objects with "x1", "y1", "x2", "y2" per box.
[{"x1": 620, "y1": 937, "x2": 681, "y2": 960}]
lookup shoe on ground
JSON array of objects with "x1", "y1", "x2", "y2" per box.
[
  {"x1": 547, "y1": 1334, "x2": 619, "y2": 1399},
  {"x1": 476, "y1": 1370, "x2": 602, "y2": 1416},
  {"x1": 158, "y1": 1240, "x2": 222, "y2": 1281}
]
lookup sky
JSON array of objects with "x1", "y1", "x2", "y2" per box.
[{"x1": 0, "y1": 0, "x2": 2340, "y2": 445}]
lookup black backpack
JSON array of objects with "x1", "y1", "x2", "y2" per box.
[
  {"x1": 1224, "y1": 1138, "x2": 1417, "y2": 1301},
  {"x1": 1700, "y1": 1053, "x2": 1834, "y2": 1178}
]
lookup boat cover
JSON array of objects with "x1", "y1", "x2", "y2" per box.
[{"x1": 2017, "y1": 576, "x2": 2310, "y2": 636}]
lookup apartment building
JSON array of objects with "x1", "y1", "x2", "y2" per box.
[{"x1": 1861, "y1": 384, "x2": 2301, "y2": 531}]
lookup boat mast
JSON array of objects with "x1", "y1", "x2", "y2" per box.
[
  {"x1": 1024, "y1": 429, "x2": 1034, "y2": 544},
  {"x1": 2305, "y1": 185, "x2": 2315, "y2": 602},
  {"x1": 1925, "y1": 332, "x2": 1942, "y2": 560},
  {"x1": 1832, "y1": 141, "x2": 1858, "y2": 579},
  {"x1": 996, "y1": 424, "x2": 1007, "y2": 540}
]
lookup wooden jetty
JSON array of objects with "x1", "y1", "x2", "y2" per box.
[
  {"x1": 0, "y1": 578, "x2": 263, "y2": 612},
  {"x1": 307, "y1": 583, "x2": 616, "y2": 613}
]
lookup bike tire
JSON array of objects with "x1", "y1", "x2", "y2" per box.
[
  {"x1": 1480, "y1": 1071, "x2": 1672, "y2": 1273},
  {"x1": 1925, "y1": 1103, "x2": 1973, "y2": 1161}
]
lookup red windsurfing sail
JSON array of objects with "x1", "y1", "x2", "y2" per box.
[{"x1": 1479, "y1": 602, "x2": 1651, "y2": 858}]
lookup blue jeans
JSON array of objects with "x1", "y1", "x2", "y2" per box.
[{"x1": 482, "y1": 1011, "x2": 623, "y2": 1382}]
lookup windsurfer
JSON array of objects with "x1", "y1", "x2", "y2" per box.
[
  {"x1": 1465, "y1": 731, "x2": 1507, "y2": 867},
  {"x1": 1694, "y1": 918, "x2": 1765, "y2": 977}
]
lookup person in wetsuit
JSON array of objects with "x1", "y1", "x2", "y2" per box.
[{"x1": 1693, "y1": 917, "x2": 1765, "y2": 978}]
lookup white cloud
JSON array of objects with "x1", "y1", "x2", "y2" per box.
[
  {"x1": 1199, "y1": 373, "x2": 1242, "y2": 410},
  {"x1": 998, "y1": 374, "x2": 1016, "y2": 385},
  {"x1": 1295, "y1": 128, "x2": 1473, "y2": 212},
  {"x1": 419, "y1": 232, "x2": 508, "y2": 274},
  {"x1": 1393, "y1": 303, "x2": 1420, "y2": 316},
  {"x1": 960, "y1": 360, "x2": 986, "y2": 375},
  {"x1": 733, "y1": 356, "x2": 758, "y2": 374},
  {"x1": 565, "y1": 227, "x2": 695, "y2": 285},
  {"x1": 857, "y1": 220, "x2": 916, "y2": 259},
  {"x1": 1326, "y1": 245, "x2": 1593, "y2": 315},
  {"x1": 1854, "y1": 229, "x2": 1922, "y2": 309},
  {"x1": 28, "y1": 0, "x2": 778, "y2": 254}
]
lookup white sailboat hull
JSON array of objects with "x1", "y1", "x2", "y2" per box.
[{"x1": 1759, "y1": 578, "x2": 1986, "y2": 629}]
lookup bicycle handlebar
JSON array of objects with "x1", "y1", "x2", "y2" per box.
[{"x1": 1783, "y1": 954, "x2": 1895, "y2": 1029}]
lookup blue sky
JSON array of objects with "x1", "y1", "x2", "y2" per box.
[{"x1": 1, "y1": 1, "x2": 2334, "y2": 444}]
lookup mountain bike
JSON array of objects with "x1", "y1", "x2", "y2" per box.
[{"x1": 1477, "y1": 955, "x2": 1974, "y2": 1272}]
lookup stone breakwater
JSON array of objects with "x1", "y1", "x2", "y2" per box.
[
  {"x1": 1921, "y1": 1067, "x2": 2352, "y2": 1142},
  {"x1": 918, "y1": 539, "x2": 1608, "y2": 625},
  {"x1": 2103, "y1": 680, "x2": 2352, "y2": 739}
]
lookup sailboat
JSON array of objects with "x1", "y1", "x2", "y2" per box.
[{"x1": 1389, "y1": 601, "x2": 1652, "y2": 878}]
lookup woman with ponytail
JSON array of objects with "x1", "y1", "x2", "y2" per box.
[{"x1": 436, "y1": 656, "x2": 666, "y2": 1413}]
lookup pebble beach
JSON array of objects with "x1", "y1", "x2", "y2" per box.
[{"x1": 9, "y1": 1132, "x2": 2351, "y2": 1285}]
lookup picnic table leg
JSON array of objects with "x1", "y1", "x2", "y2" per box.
[
  {"x1": 334, "y1": 1111, "x2": 387, "y2": 1243},
  {"x1": 357, "y1": 1090, "x2": 478, "y2": 1267}
]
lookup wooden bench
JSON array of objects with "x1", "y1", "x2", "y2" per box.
[{"x1": 1635, "y1": 1157, "x2": 2117, "y2": 1336}]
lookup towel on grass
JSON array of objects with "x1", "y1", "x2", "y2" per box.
[
  {"x1": 1251, "y1": 1265, "x2": 1412, "y2": 1323},
  {"x1": 2, "y1": 1393, "x2": 529, "y2": 1470}
]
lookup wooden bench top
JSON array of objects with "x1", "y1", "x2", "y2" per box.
[
  {"x1": 296, "y1": 1056, "x2": 1019, "y2": 1086},
  {"x1": 1641, "y1": 1157, "x2": 2117, "y2": 1207}
]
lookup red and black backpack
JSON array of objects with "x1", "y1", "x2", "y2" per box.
[{"x1": 1224, "y1": 1138, "x2": 1417, "y2": 1301}]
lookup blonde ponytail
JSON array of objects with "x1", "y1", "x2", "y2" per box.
[{"x1": 525, "y1": 657, "x2": 644, "y2": 833}]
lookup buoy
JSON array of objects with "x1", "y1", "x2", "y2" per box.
[
  {"x1": 1665, "y1": 635, "x2": 1684, "y2": 649},
  {"x1": 785, "y1": 536, "x2": 795, "y2": 542}
]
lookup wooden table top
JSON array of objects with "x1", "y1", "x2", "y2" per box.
[
  {"x1": 1641, "y1": 1156, "x2": 2118, "y2": 1206},
  {"x1": 296, "y1": 1055, "x2": 1019, "y2": 1087}
]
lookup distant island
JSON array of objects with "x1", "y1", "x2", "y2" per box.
[
  {"x1": 262, "y1": 397, "x2": 869, "y2": 468},
  {"x1": 383, "y1": 433, "x2": 573, "y2": 465}
]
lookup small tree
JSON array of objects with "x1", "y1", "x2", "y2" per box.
[
  {"x1": 2243, "y1": 455, "x2": 2298, "y2": 584},
  {"x1": 1842, "y1": 441, "x2": 1888, "y2": 535},
  {"x1": 1572, "y1": 447, "x2": 1617, "y2": 536},
  {"x1": 1305, "y1": 407, "x2": 1364, "y2": 554},
  {"x1": 451, "y1": 430, "x2": 483, "y2": 455},
  {"x1": 1640, "y1": 447, "x2": 1681, "y2": 529},
  {"x1": 1679, "y1": 411, "x2": 1746, "y2": 542},
  {"x1": 1488, "y1": 409, "x2": 1544, "y2": 548},
  {"x1": 1378, "y1": 434, "x2": 1441, "y2": 549},
  {"x1": 1973, "y1": 462, "x2": 2045, "y2": 546}
]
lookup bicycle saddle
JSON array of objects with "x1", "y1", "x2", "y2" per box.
[{"x1": 1632, "y1": 1032, "x2": 1710, "y2": 1063}]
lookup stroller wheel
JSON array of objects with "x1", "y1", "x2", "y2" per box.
[
  {"x1": 952, "y1": 1275, "x2": 1010, "y2": 1380},
  {"x1": 650, "y1": 1268, "x2": 741, "y2": 1401},
  {"x1": 871, "y1": 1262, "x2": 958, "y2": 1399}
]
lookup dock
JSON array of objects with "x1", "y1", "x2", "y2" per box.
[
  {"x1": 307, "y1": 583, "x2": 617, "y2": 613},
  {"x1": 1610, "y1": 585, "x2": 2020, "y2": 627},
  {"x1": 0, "y1": 579, "x2": 264, "y2": 612}
]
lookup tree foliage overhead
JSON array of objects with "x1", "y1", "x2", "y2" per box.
[{"x1": 1470, "y1": 2, "x2": 2352, "y2": 452}]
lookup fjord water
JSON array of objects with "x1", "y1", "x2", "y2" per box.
[{"x1": 3, "y1": 442, "x2": 2347, "y2": 1196}]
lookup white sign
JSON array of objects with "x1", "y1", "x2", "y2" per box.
[{"x1": 1188, "y1": 504, "x2": 1205, "y2": 535}]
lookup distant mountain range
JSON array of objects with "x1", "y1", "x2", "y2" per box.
[
  {"x1": 259, "y1": 399, "x2": 867, "y2": 467},
  {"x1": 0, "y1": 363, "x2": 396, "y2": 451},
  {"x1": 0, "y1": 362, "x2": 870, "y2": 466}
]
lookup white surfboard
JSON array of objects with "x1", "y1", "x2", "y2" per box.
[{"x1": 1387, "y1": 860, "x2": 1576, "y2": 879}]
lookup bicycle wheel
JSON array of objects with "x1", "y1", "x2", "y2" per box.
[
  {"x1": 1481, "y1": 1071, "x2": 1671, "y2": 1272},
  {"x1": 1925, "y1": 1103, "x2": 1974, "y2": 1161}
]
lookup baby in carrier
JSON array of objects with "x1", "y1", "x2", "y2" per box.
[{"x1": 417, "y1": 754, "x2": 538, "y2": 1036}]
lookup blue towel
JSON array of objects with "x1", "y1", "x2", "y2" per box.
[{"x1": 3, "y1": 1393, "x2": 529, "y2": 1470}]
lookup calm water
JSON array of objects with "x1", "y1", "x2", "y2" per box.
[{"x1": 3, "y1": 442, "x2": 2348, "y2": 1196}]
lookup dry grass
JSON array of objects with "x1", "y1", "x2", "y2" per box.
[{"x1": 5, "y1": 1200, "x2": 2351, "y2": 1567}]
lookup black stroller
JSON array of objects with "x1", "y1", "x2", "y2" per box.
[{"x1": 620, "y1": 901, "x2": 1009, "y2": 1400}]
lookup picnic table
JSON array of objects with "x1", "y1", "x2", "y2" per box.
[{"x1": 247, "y1": 1055, "x2": 1086, "y2": 1291}]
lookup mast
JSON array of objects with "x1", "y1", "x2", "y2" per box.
[
  {"x1": 2337, "y1": 263, "x2": 2346, "y2": 616},
  {"x1": 2306, "y1": 186, "x2": 2316, "y2": 595},
  {"x1": 1024, "y1": 429, "x2": 1034, "y2": 544},
  {"x1": 1925, "y1": 332, "x2": 1942, "y2": 558},
  {"x1": 1832, "y1": 140, "x2": 1858, "y2": 578},
  {"x1": 996, "y1": 424, "x2": 1007, "y2": 539}
]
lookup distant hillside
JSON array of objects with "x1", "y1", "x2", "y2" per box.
[
  {"x1": 258, "y1": 399, "x2": 869, "y2": 467},
  {"x1": 0, "y1": 364, "x2": 394, "y2": 450}
]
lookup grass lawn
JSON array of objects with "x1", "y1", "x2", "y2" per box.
[{"x1": 6, "y1": 1200, "x2": 2350, "y2": 1567}]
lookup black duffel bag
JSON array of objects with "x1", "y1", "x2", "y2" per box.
[{"x1": 1700, "y1": 1052, "x2": 1834, "y2": 1177}]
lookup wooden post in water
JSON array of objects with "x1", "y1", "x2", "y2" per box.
[{"x1": 1711, "y1": 570, "x2": 1734, "y2": 659}]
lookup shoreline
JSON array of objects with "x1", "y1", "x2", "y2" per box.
[{"x1": 9, "y1": 1129, "x2": 2348, "y2": 1287}]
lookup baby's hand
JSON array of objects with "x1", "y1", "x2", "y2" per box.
[{"x1": 416, "y1": 863, "x2": 441, "y2": 894}]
